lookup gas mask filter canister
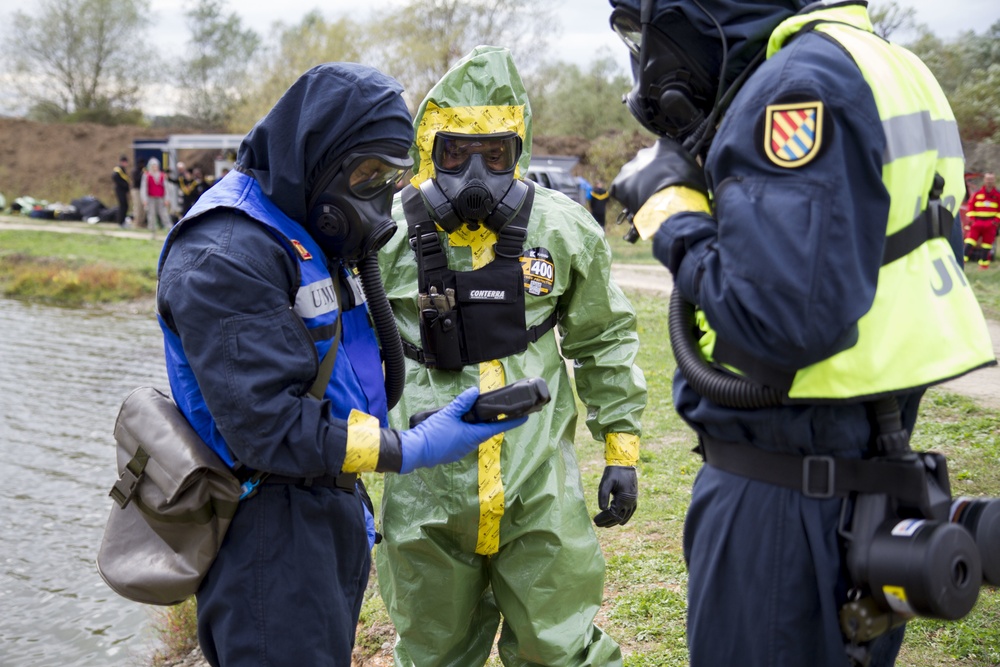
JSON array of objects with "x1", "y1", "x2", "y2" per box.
[{"x1": 307, "y1": 150, "x2": 413, "y2": 260}]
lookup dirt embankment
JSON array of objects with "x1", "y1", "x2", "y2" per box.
[
  {"x1": 0, "y1": 116, "x2": 647, "y2": 213},
  {"x1": 0, "y1": 117, "x2": 215, "y2": 208},
  {"x1": 2, "y1": 115, "x2": 998, "y2": 212}
]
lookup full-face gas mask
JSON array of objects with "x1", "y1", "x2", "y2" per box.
[
  {"x1": 611, "y1": 2, "x2": 721, "y2": 142},
  {"x1": 419, "y1": 131, "x2": 529, "y2": 233},
  {"x1": 306, "y1": 146, "x2": 413, "y2": 260}
]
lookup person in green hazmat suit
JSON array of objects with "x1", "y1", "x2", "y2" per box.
[{"x1": 375, "y1": 46, "x2": 648, "y2": 667}]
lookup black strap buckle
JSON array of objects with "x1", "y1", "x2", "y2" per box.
[
  {"x1": 109, "y1": 466, "x2": 143, "y2": 508},
  {"x1": 802, "y1": 455, "x2": 835, "y2": 499}
]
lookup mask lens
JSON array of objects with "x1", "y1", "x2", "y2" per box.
[
  {"x1": 432, "y1": 132, "x2": 521, "y2": 174},
  {"x1": 347, "y1": 157, "x2": 407, "y2": 198},
  {"x1": 610, "y1": 9, "x2": 641, "y2": 57}
]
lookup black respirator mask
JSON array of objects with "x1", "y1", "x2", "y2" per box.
[
  {"x1": 420, "y1": 131, "x2": 529, "y2": 233},
  {"x1": 306, "y1": 148, "x2": 413, "y2": 260},
  {"x1": 611, "y1": 3, "x2": 720, "y2": 142}
]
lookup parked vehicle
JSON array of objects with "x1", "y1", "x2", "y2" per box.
[{"x1": 526, "y1": 155, "x2": 584, "y2": 204}]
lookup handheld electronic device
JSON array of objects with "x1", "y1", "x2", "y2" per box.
[{"x1": 408, "y1": 377, "x2": 550, "y2": 428}]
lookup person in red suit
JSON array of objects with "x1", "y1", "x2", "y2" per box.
[{"x1": 964, "y1": 172, "x2": 1000, "y2": 269}]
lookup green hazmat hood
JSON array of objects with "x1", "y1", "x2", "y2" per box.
[{"x1": 410, "y1": 45, "x2": 533, "y2": 187}]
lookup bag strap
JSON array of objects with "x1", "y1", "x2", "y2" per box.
[
  {"x1": 307, "y1": 274, "x2": 343, "y2": 400},
  {"x1": 882, "y1": 173, "x2": 952, "y2": 266},
  {"x1": 241, "y1": 272, "x2": 342, "y2": 500},
  {"x1": 110, "y1": 446, "x2": 149, "y2": 508}
]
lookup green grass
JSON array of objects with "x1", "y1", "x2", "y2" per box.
[
  {"x1": 604, "y1": 226, "x2": 662, "y2": 265},
  {"x1": 355, "y1": 292, "x2": 1000, "y2": 667},
  {"x1": 964, "y1": 264, "x2": 1000, "y2": 320},
  {"x1": 0, "y1": 228, "x2": 163, "y2": 271},
  {"x1": 3, "y1": 225, "x2": 1000, "y2": 665},
  {"x1": 0, "y1": 228, "x2": 161, "y2": 305}
]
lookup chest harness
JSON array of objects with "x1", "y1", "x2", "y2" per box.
[{"x1": 400, "y1": 181, "x2": 557, "y2": 371}]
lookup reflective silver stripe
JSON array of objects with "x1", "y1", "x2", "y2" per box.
[
  {"x1": 882, "y1": 112, "x2": 963, "y2": 163},
  {"x1": 345, "y1": 271, "x2": 367, "y2": 305},
  {"x1": 294, "y1": 277, "x2": 338, "y2": 319}
]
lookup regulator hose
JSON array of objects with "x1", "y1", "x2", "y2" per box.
[
  {"x1": 668, "y1": 289, "x2": 785, "y2": 409},
  {"x1": 358, "y1": 254, "x2": 405, "y2": 410}
]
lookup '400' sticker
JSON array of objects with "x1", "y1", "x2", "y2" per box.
[{"x1": 520, "y1": 247, "x2": 555, "y2": 296}]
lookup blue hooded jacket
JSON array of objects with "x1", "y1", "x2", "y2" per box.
[{"x1": 156, "y1": 63, "x2": 413, "y2": 475}]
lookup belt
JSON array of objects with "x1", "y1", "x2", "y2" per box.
[
  {"x1": 698, "y1": 436, "x2": 928, "y2": 503},
  {"x1": 262, "y1": 473, "x2": 358, "y2": 490},
  {"x1": 236, "y1": 468, "x2": 358, "y2": 491}
]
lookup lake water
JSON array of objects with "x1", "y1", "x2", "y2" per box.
[{"x1": 0, "y1": 298, "x2": 169, "y2": 665}]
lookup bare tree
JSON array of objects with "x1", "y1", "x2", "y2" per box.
[
  {"x1": 869, "y1": 1, "x2": 917, "y2": 39},
  {"x1": 228, "y1": 11, "x2": 368, "y2": 132},
  {"x1": 4, "y1": 0, "x2": 153, "y2": 124},
  {"x1": 177, "y1": 0, "x2": 261, "y2": 130},
  {"x1": 529, "y1": 50, "x2": 636, "y2": 140},
  {"x1": 373, "y1": 0, "x2": 560, "y2": 106}
]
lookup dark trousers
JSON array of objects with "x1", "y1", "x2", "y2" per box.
[
  {"x1": 115, "y1": 189, "x2": 129, "y2": 225},
  {"x1": 684, "y1": 464, "x2": 904, "y2": 667},
  {"x1": 197, "y1": 483, "x2": 368, "y2": 666}
]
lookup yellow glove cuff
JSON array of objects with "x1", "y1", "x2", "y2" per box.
[
  {"x1": 342, "y1": 409, "x2": 381, "y2": 473},
  {"x1": 632, "y1": 186, "x2": 711, "y2": 240},
  {"x1": 605, "y1": 433, "x2": 640, "y2": 467}
]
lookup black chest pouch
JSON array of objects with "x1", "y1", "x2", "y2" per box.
[{"x1": 402, "y1": 183, "x2": 554, "y2": 371}]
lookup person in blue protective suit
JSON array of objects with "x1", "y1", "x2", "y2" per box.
[
  {"x1": 155, "y1": 62, "x2": 526, "y2": 667},
  {"x1": 608, "y1": 1, "x2": 995, "y2": 666}
]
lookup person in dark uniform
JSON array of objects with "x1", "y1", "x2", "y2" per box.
[
  {"x1": 180, "y1": 166, "x2": 207, "y2": 215},
  {"x1": 112, "y1": 155, "x2": 131, "y2": 227},
  {"x1": 588, "y1": 179, "x2": 610, "y2": 229},
  {"x1": 155, "y1": 62, "x2": 526, "y2": 667},
  {"x1": 608, "y1": 1, "x2": 995, "y2": 666}
]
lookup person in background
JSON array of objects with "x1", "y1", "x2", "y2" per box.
[
  {"x1": 156, "y1": 62, "x2": 526, "y2": 667},
  {"x1": 964, "y1": 171, "x2": 1000, "y2": 269},
  {"x1": 130, "y1": 157, "x2": 146, "y2": 230},
  {"x1": 577, "y1": 174, "x2": 593, "y2": 206},
  {"x1": 377, "y1": 46, "x2": 646, "y2": 667},
  {"x1": 608, "y1": 0, "x2": 995, "y2": 665},
  {"x1": 165, "y1": 161, "x2": 186, "y2": 224},
  {"x1": 112, "y1": 155, "x2": 131, "y2": 228},
  {"x1": 588, "y1": 179, "x2": 610, "y2": 229},
  {"x1": 180, "y1": 166, "x2": 205, "y2": 215},
  {"x1": 140, "y1": 157, "x2": 169, "y2": 235}
]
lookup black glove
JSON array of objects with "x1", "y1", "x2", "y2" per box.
[
  {"x1": 593, "y1": 465, "x2": 638, "y2": 528},
  {"x1": 610, "y1": 137, "x2": 708, "y2": 241}
]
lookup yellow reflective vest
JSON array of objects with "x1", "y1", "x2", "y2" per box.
[{"x1": 699, "y1": 5, "x2": 995, "y2": 402}]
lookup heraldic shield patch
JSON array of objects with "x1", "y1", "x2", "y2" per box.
[{"x1": 764, "y1": 101, "x2": 824, "y2": 168}]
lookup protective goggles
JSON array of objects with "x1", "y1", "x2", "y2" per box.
[
  {"x1": 431, "y1": 132, "x2": 522, "y2": 175},
  {"x1": 340, "y1": 152, "x2": 412, "y2": 199},
  {"x1": 610, "y1": 7, "x2": 642, "y2": 58}
]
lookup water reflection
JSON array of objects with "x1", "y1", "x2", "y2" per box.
[{"x1": 0, "y1": 298, "x2": 168, "y2": 665}]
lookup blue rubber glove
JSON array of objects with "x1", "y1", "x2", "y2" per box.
[
  {"x1": 356, "y1": 479, "x2": 379, "y2": 550},
  {"x1": 398, "y1": 387, "x2": 528, "y2": 474}
]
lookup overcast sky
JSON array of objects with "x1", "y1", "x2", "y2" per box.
[
  {"x1": 9, "y1": 0, "x2": 999, "y2": 69},
  {"x1": 5, "y1": 0, "x2": 999, "y2": 115},
  {"x1": 139, "y1": 0, "x2": 998, "y2": 68}
]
